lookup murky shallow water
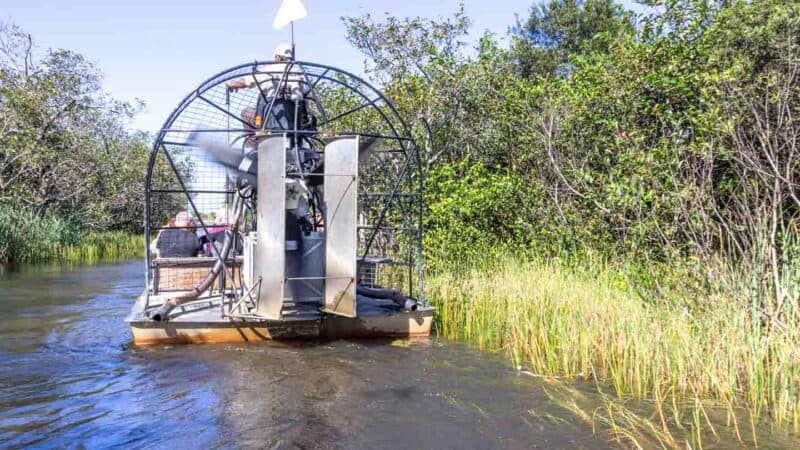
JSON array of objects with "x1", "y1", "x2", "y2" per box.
[{"x1": 0, "y1": 260, "x2": 610, "y2": 449}]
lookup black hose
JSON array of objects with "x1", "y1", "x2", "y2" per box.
[{"x1": 356, "y1": 285, "x2": 418, "y2": 311}]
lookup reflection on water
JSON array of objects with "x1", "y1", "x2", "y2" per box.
[{"x1": 0, "y1": 261, "x2": 609, "y2": 449}]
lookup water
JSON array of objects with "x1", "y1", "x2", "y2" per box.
[{"x1": 0, "y1": 260, "x2": 610, "y2": 449}]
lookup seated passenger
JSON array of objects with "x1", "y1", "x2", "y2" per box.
[
  {"x1": 204, "y1": 207, "x2": 229, "y2": 257},
  {"x1": 155, "y1": 211, "x2": 202, "y2": 258}
]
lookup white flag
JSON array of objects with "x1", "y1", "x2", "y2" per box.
[{"x1": 273, "y1": 0, "x2": 308, "y2": 30}]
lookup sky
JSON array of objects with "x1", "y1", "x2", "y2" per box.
[{"x1": 3, "y1": 0, "x2": 650, "y2": 133}]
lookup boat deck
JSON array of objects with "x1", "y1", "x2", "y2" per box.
[{"x1": 127, "y1": 290, "x2": 434, "y2": 345}]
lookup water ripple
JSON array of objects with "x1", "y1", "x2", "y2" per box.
[{"x1": 0, "y1": 260, "x2": 609, "y2": 449}]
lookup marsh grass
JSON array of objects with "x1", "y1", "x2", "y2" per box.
[
  {"x1": 58, "y1": 231, "x2": 144, "y2": 263},
  {"x1": 428, "y1": 254, "x2": 800, "y2": 447},
  {"x1": 0, "y1": 207, "x2": 142, "y2": 265},
  {"x1": 1, "y1": 230, "x2": 144, "y2": 265}
]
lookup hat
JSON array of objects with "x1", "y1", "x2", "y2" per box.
[{"x1": 274, "y1": 43, "x2": 293, "y2": 59}]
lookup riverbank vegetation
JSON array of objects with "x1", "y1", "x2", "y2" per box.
[
  {"x1": 0, "y1": 24, "x2": 169, "y2": 265},
  {"x1": 0, "y1": 206, "x2": 143, "y2": 264},
  {"x1": 429, "y1": 253, "x2": 800, "y2": 447},
  {"x1": 343, "y1": 0, "x2": 800, "y2": 446}
]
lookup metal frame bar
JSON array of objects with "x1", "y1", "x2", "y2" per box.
[
  {"x1": 326, "y1": 97, "x2": 382, "y2": 124},
  {"x1": 197, "y1": 94, "x2": 251, "y2": 128},
  {"x1": 159, "y1": 128, "x2": 413, "y2": 141},
  {"x1": 150, "y1": 189, "x2": 235, "y2": 194}
]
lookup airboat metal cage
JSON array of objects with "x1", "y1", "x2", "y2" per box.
[{"x1": 143, "y1": 61, "x2": 424, "y2": 319}]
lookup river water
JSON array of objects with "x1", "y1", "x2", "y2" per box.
[{"x1": 0, "y1": 260, "x2": 612, "y2": 449}]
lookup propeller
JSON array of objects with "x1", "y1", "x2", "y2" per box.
[
  {"x1": 187, "y1": 132, "x2": 257, "y2": 187},
  {"x1": 187, "y1": 131, "x2": 381, "y2": 189}
]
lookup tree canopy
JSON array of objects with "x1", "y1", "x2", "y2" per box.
[
  {"x1": 343, "y1": 0, "x2": 800, "y2": 305},
  {"x1": 0, "y1": 24, "x2": 161, "y2": 232}
]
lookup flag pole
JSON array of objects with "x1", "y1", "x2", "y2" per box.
[{"x1": 291, "y1": 21, "x2": 295, "y2": 59}]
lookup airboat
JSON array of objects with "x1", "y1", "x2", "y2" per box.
[{"x1": 126, "y1": 58, "x2": 432, "y2": 344}]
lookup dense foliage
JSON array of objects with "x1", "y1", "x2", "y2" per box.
[
  {"x1": 0, "y1": 25, "x2": 171, "y2": 263},
  {"x1": 345, "y1": 0, "x2": 800, "y2": 305}
]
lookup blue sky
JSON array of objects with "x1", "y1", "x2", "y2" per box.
[{"x1": 3, "y1": 0, "x2": 650, "y2": 132}]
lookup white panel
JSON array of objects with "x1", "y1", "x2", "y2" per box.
[
  {"x1": 323, "y1": 136, "x2": 358, "y2": 317},
  {"x1": 255, "y1": 136, "x2": 287, "y2": 319}
]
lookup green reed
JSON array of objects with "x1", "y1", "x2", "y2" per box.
[
  {"x1": 58, "y1": 231, "x2": 144, "y2": 263},
  {"x1": 427, "y1": 253, "x2": 800, "y2": 448},
  {"x1": 0, "y1": 207, "x2": 143, "y2": 265}
]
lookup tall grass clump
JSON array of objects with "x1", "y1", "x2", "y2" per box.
[
  {"x1": 428, "y1": 250, "x2": 800, "y2": 447},
  {"x1": 0, "y1": 206, "x2": 143, "y2": 265},
  {"x1": 59, "y1": 231, "x2": 145, "y2": 263}
]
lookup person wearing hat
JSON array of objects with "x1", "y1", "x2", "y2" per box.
[{"x1": 225, "y1": 43, "x2": 313, "y2": 146}]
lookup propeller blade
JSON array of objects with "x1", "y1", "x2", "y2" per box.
[{"x1": 187, "y1": 132, "x2": 258, "y2": 187}]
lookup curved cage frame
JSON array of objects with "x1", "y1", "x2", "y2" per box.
[{"x1": 143, "y1": 60, "x2": 424, "y2": 315}]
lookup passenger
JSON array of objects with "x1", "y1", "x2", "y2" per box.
[
  {"x1": 155, "y1": 211, "x2": 202, "y2": 258},
  {"x1": 204, "y1": 207, "x2": 229, "y2": 257},
  {"x1": 240, "y1": 106, "x2": 257, "y2": 127},
  {"x1": 239, "y1": 106, "x2": 259, "y2": 149},
  {"x1": 149, "y1": 219, "x2": 168, "y2": 255}
]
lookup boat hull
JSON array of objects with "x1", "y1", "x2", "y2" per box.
[{"x1": 127, "y1": 291, "x2": 433, "y2": 345}]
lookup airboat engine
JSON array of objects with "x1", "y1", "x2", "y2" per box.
[{"x1": 135, "y1": 60, "x2": 427, "y2": 337}]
